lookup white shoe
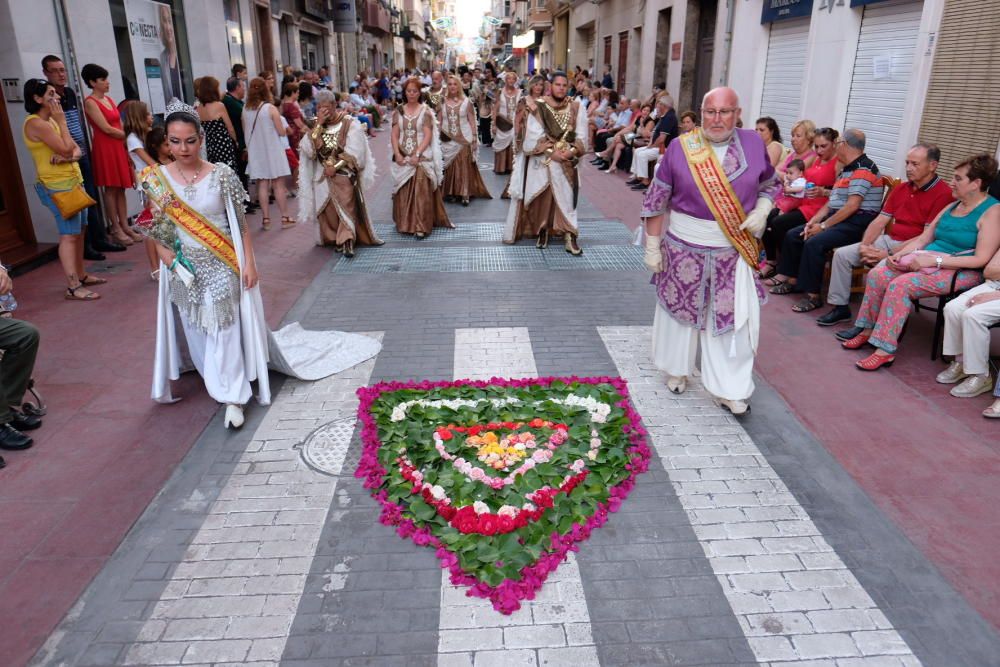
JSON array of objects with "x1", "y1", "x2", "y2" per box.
[
  {"x1": 717, "y1": 398, "x2": 750, "y2": 416},
  {"x1": 935, "y1": 360, "x2": 967, "y2": 384},
  {"x1": 666, "y1": 375, "x2": 687, "y2": 394},
  {"x1": 950, "y1": 374, "x2": 993, "y2": 398},
  {"x1": 224, "y1": 404, "x2": 245, "y2": 429}
]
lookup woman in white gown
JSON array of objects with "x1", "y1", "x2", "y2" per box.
[{"x1": 141, "y1": 101, "x2": 380, "y2": 428}]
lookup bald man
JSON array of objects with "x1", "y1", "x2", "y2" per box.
[{"x1": 639, "y1": 87, "x2": 779, "y2": 415}]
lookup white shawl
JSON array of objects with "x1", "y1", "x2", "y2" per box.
[
  {"x1": 440, "y1": 97, "x2": 477, "y2": 168},
  {"x1": 391, "y1": 105, "x2": 444, "y2": 194}
]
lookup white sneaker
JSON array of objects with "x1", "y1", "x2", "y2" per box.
[
  {"x1": 950, "y1": 374, "x2": 994, "y2": 398},
  {"x1": 936, "y1": 360, "x2": 968, "y2": 384},
  {"x1": 224, "y1": 404, "x2": 245, "y2": 429},
  {"x1": 717, "y1": 398, "x2": 750, "y2": 416},
  {"x1": 666, "y1": 375, "x2": 687, "y2": 394}
]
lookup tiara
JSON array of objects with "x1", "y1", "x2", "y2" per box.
[{"x1": 165, "y1": 97, "x2": 198, "y2": 119}]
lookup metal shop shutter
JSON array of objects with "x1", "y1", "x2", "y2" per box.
[
  {"x1": 843, "y1": 0, "x2": 924, "y2": 177},
  {"x1": 918, "y1": 0, "x2": 1000, "y2": 173},
  {"x1": 759, "y1": 18, "x2": 811, "y2": 144}
]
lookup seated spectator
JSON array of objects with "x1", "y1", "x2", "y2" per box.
[
  {"x1": 776, "y1": 119, "x2": 819, "y2": 178},
  {"x1": 0, "y1": 261, "x2": 41, "y2": 455},
  {"x1": 755, "y1": 116, "x2": 788, "y2": 167},
  {"x1": 816, "y1": 143, "x2": 954, "y2": 326},
  {"x1": 762, "y1": 127, "x2": 836, "y2": 279},
  {"x1": 678, "y1": 110, "x2": 699, "y2": 134},
  {"x1": 770, "y1": 129, "x2": 884, "y2": 312},
  {"x1": 598, "y1": 104, "x2": 654, "y2": 175},
  {"x1": 939, "y1": 245, "x2": 1000, "y2": 411},
  {"x1": 839, "y1": 154, "x2": 1000, "y2": 371},
  {"x1": 623, "y1": 94, "x2": 677, "y2": 192},
  {"x1": 595, "y1": 98, "x2": 637, "y2": 158}
]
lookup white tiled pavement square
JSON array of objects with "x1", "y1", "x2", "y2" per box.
[
  {"x1": 439, "y1": 328, "x2": 599, "y2": 667},
  {"x1": 599, "y1": 326, "x2": 921, "y2": 665},
  {"x1": 123, "y1": 334, "x2": 383, "y2": 665}
]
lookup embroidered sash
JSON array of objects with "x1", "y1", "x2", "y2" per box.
[
  {"x1": 680, "y1": 130, "x2": 760, "y2": 269},
  {"x1": 141, "y1": 165, "x2": 240, "y2": 275}
]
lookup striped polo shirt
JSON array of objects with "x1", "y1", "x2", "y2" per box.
[
  {"x1": 59, "y1": 86, "x2": 87, "y2": 157},
  {"x1": 827, "y1": 154, "x2": 884, "y2": 213}
]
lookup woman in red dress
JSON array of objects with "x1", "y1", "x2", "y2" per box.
[{"x1": 82, "y1": 63, "x2": 138, "y2": 245}]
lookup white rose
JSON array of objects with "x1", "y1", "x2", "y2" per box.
[
  {"x1": 430, "y1": 485, "x2": 446, "y2": 500},
  {"x1": 473, "y1": 501, "x2": 490, "y2": 514}
]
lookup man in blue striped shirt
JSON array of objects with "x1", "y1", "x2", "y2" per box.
[{"x1": 42, "y1": 55, "x2": 126, "y2": 258}]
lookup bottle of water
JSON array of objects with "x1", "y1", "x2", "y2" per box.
[{"x1": 0, "y1": 292, "x2": 17, "y2": 315}]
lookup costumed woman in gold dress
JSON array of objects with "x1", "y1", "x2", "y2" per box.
[
  {"x1": 439, "y1": 75, "x2": 492, "y2": 206},
  {"x1": 390, "y1": 77, "x2": 452, "y2": 239},
  {"x1": 298, "y1": 89, "x2": 382, "y2": 256}
]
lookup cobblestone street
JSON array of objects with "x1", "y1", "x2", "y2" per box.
[{"x1": 9, "y1": 133, "x2": 1000, "y2": 667}]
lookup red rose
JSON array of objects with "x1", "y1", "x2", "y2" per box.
[
  {"x1": 503, "y1": 421, "x2": 517, "y2": 429},
  {"x1": 467, "y1": 426, "x2": 483, "y2": 436},
  {"x1": 497, "y1": 515, "x2": 517, "y2": 533},
  {"x1": 514, "y1": 512, "x2": 530, "y2": 528},
  {"x1": 455, "y1": 514, "x2": 479, "y2": 533},
  {"x1": 478, "y1": 514, "x2": 499, "y2": 536},
  {"x1": 530, "y1": 418, "x2": 545, "y2": 428},
  {"x1": 437, "y1": 428, "x2": 453, "y2": 441},
  {"x1": 486, "y1": 422, "x2": 500, "y2": 430},
  {"x1": 438, "y1": 504, "x2": 457, "y2": 521}
]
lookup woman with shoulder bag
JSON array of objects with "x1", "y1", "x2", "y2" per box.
[
  {"x1": 22, "y1": 79, "x2": 103, "y2": 301},
  {"x1": 243, "y1": 77, "x2": 292, "y2": 230}
]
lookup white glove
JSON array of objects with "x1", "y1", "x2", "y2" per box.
[
  {"x1": 644, "y1": 234, "x2": 663, "y2": 273},
  {"x1": 739, "y1": 196, "x2": 774, "y2": 238}
]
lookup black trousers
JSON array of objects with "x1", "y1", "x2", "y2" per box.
[
  {"x1": 0, "y1": 318, "x2": 39, "y2": 424},
  {"x1": 478, "y1": 116, "x2": 493, "y2": 145},
  {"x1": 762, "y1": 208, "x2": 806, "y2": 261},
  {"x1": 79, "y1": 155, "x2": 111, "y2": 248},
  {"x1": 776, "y1": 211, "x2": 878, "y2": 295},
  {"x1": 594, "y1": 132, "x2": 612, "y2": 155}
]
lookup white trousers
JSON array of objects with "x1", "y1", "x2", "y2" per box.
[
  {"x1": 180, "y1": 314, "x2": 253, "y2": 405},
  {"x1": 942, "y1": 281, "x2": 1000, "y2": 376},
  {"x1": 631, "y1": 146, "x2": 660, "y2": 179},
  {"x1": 651, "y1": 303, "x2": 756, "y2": 401}
]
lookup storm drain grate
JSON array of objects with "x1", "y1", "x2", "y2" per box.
[
  {"x1": 372, "y1": 220, "x2": 634, "y2": 245},
  {"x1": 332, "y1": 244, "x2": 644, "y2": 274}
]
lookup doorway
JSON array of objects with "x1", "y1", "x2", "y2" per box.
[
  {"x1": 255, "y1": 4, "x2": 275, "y2": 77},
  {"x1": 653, "y1": 9, "x2": 671, "y2": 89},
  {"x1": 617, "y1": 31, "x2": 628, "y2": 94},
  {"x1": 0, "y1": 99, "x2": 41, "y2": 266}
]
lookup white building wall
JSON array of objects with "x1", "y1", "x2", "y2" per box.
[{"x1": 186, "y1": 0, "x2": 233, "y2": 83}]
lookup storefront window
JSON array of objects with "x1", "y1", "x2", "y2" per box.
[
  {"x1": 224, "y1": 0, "x2": 246, "y2": 68},
  {"x1": 110, "y1": 0, "x2": 194, "y2": 113}
]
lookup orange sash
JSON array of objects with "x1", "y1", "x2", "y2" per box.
[
  {"x1": 680, "y1": 130, "x2": 760, "y2": 269},
  {"x1": 140, "y1": 165, "x2": 240, "y2": 275}
]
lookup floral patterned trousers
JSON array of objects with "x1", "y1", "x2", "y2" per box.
[{"x1": 855, "y1": 265, "x2": 983, "y2": 354}]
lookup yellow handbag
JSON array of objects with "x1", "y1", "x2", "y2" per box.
[{"x1": 50, "y1": 184, "x2": 96, "y2": 219}]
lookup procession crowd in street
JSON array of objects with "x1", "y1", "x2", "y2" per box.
[{"x1": 2, "y1": 55, "x2": 999, "y2": 470}]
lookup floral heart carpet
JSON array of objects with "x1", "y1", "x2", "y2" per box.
[{"x1": 355, "y1": 376, "x2": 652, "y2": 613}]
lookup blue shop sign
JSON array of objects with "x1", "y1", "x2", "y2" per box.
[
  {"x1": 850, "y1": 0, "x2": 892, "y2": 6},
  {"x1": 761, "y1": 0, "x2": 815, "y2": 24}
]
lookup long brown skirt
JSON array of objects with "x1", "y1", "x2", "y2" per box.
[
  {"x1": 522, "y1": 186, "x2": 576, "y2": 238},
  {"x1": 318, "y1": 174, "x2": 379, "y2": 247},
  {"x1": 393, "y1": 167, "x2": 452, "y2": 236},
  {"x1": 442, "y1": 145, "x2": 493, "y2": 200},
  {"x1": 494, "y1": 145, "x2": 513, "y2": 174}
]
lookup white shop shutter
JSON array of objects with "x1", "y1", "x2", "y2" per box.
[
  {"x1": 844, "y1": 0, "x2": 924, "y2": 176},
  {"x1": 759, "y1": 18, "x2": 810, "y2": 145},
  {"x1": 918, "y1": 0, "x2": 1000, "y2": 173}
]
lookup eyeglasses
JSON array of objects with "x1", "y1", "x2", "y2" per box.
[{"x1": 701, "y1": 108, "x2": 738, "y2": 118}]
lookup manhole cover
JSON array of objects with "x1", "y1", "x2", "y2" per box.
[{"x1": 300, "y1": 418, "x2": 357, "y2": 476}]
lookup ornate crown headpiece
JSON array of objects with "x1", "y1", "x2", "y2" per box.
[{"x1": 164, "y1": 97, "x2": 201, "y2": 130}]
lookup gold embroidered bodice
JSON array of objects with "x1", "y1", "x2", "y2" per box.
[
  {"x1": 315, "y1": 119, "x2": 345, "y2": 166},
  {"x1": 444, "y1": 99, "x2": 463, "y2": 136}
]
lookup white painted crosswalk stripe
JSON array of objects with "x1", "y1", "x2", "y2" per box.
[
  {"x1": 122, "y1": 336, "x2": 382, "y2": 666},
  {"x1": 599, "y1": 326, "x2": 922, "y2": 666},
  {"x1": 439, "y1": 327, "x2": 599, "y2": 667}
]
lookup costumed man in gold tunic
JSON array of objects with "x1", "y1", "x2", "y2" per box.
[
  {"x1": 516, "y1": 71, "x2": 589, "y2": 255},
  {"x1": 423, "y1": 70, "x2": 445, "y2": 112},
  {"x1": 298, "y1": 90, "x2": 382, "y2": 257}
]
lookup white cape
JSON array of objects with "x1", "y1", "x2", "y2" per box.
[{"x1": 151, "y1": 194, "x2": 381, "y2": 405}]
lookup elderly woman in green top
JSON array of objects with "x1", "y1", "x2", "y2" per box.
[
  {"x1": 839, "y1": 153, "x2": 1000, "y2": 371},
  {"x1": 22, "y1": 78, "x2": 104, "y2": 300}
]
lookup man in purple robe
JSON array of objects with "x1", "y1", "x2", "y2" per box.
[{"x1": 640, "y1": 87, "x2": 779, "y2": 415}]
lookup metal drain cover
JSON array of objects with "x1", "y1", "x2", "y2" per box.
[{"x1": 300, "y1": 418, "x2": 357, "y2": 476}]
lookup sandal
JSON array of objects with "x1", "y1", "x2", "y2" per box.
[
  {"x1": 759, "y1": 263, "x2": 777, "y2": 279},
  {"x1": 112, "y1": 233, "x2": 134, "y2": 246},
  {"x1": 983, "y1": 401, "x2": 1000, "y2": 419},
  {"x1": 769, "y1": 282, "x2": 797, "y2": 295},
  {"x1": 281, "y1": 216, "x2": 296, "y2": 229},
  {"x1": 762, "y1": 275, "x2": 785, "y2": 287},
  {"x1": 262, "y1": 217, "x2": 272, "y2": 230},
  {"x1": 791, "y1": 296, "x2": 823, "y2": 313},
  {"x1": 856, "y1": 351, "x2": 895, "y2": 371},
  {"x1": 150, "y1": 269, "x2": 160, "y2": 282},
  {"x1": 80, "y1": 274, "x2": 108, "y2": 286},
  {"x1": 65, "y1": 284, "x2": 100, "y2": 301}
]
